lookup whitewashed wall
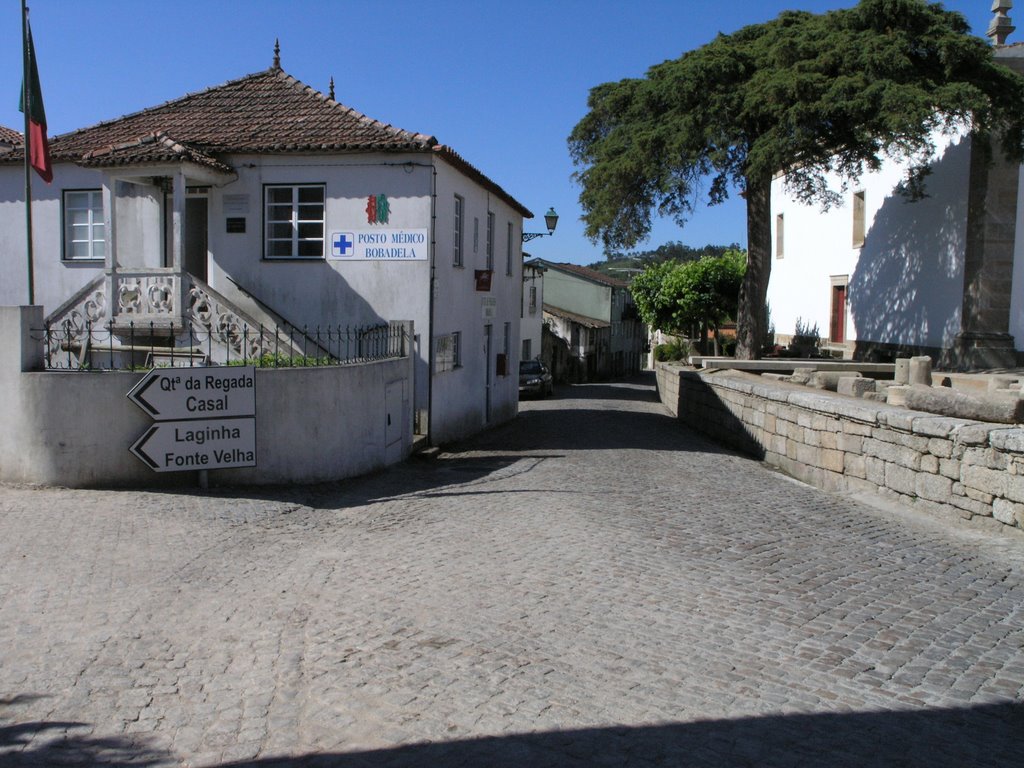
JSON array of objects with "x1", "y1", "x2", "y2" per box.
[{"x1": 768, "y1": 131, "x2": 971, "y2": 352}]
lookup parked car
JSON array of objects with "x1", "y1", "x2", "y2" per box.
[{"x1": 519, "y1": 360, "x2": 553, "y2": 398}]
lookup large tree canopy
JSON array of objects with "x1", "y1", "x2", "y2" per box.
[{"x1": 569, "y1": 0, "x2": 1024, "y2": 358}]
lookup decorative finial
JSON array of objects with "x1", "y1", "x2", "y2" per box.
[
  {"x1": 273, "y1": 39, "x2": 281, "y2": 69},
  {"x1": 989, "y1": 1, "x2": 1015, "y2": 46},
  {"x1": 329, "y1": 77, "x2": 335, "y2": 101}
]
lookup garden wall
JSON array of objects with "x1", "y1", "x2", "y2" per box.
[
  {"x1": 657, "y1": 362, "x2": 1024, "y2": 533},
  {"x1": 0, "y1": 306, "x2": 414, "y2": 488}
]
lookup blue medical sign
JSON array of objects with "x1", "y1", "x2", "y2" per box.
[{"x1": 332, "y1": 232, "x2": 355, "y2": 258}]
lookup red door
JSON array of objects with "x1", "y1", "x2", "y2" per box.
[{"x1": 830, "y1": 284, "x2": 847, "y2": 343}]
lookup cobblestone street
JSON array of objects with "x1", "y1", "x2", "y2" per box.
[{"x1": 1, "y1": 373, "x2": 1022, "y2": 767}]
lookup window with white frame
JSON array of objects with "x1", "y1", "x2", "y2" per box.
[
  {"x1": 522, "y1": 338, "x2": 532, "y2": 360},
  {"x1": 63, "y1": 190, "x2": 105, "y2": 261},
  {"x1": 453, "y1": 194, "x2": 464, "y2": 266},
  {"x1": 264, "y1": 184, "x2": 325, "y2": 259},
  {"x1": 486, "y1": 211, "x2": 495, "y2": 270},
  {"x1": 506, "y1": 221, "x2": 513, "y2": 275}
]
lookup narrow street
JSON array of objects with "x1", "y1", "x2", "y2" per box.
[{"x1": 0, "y1": 373, "x2": 1022, "y2": 766}]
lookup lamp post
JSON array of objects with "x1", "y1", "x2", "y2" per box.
[{"x1": 522, "y1": 207, "x2": 558, "y2": 242}]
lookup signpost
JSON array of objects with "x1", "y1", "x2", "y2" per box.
[{"x1": 128, "y1": 367, "x2": 257, "y2": 473}]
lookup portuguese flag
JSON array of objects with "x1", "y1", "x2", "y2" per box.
[{"x1": 19, "y1": 20, "x2": 52, "y2": 184}]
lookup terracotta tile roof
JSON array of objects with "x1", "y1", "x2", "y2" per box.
[
  {"x1": 540, "y1": 261, "x2": 629, "y2": 289},
  {"x1": 0, "y1": 125, "x2": 21, "y2": 148},
  {"x1": 46, "y1": 67, "x2": 437, "y2": 160},
  {"x1": 543, "y1": 303, "x2": 610, "y2": 329},
  {"x1": 0, "y1": 66, "x2": 530, "y2": 217},
  {"x1": 77, "y1": 131, "x2": 234, "y2": 174}
]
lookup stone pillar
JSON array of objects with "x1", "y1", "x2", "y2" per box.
[{"x1": 952, "y1": 131, "x2": 1020, "y2": 369}]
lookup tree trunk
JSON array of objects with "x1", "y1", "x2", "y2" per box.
[{"x1": 735, "y1": 172, "x2": 772, "y2": 359}]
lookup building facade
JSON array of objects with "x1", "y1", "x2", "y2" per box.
[
  {"x1": 767, "y1": 39, "x2": 1024, "y2": 369},
  {"x1": 536, "y1": 261, "x2": 644, "y2": 381},
  {"x1": 0, "y1": 59, "x2": 531, "y2": 446}
]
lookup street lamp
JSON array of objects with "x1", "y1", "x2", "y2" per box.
[{"x1": 522, "y1": 207, "x2": 558, "y2": 242}]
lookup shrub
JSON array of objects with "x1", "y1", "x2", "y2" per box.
[{"x1": 790, "y1": 317, "x2": 821, "y2": 357}]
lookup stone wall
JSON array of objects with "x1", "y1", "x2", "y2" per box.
[
  {"x1": 657, "y1": 362, "x2": 1024, "y2": 533},
  {"x1": 0, "y1": 306, "x2": 414, "y2": 488}
]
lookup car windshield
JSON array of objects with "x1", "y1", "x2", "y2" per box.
[{"x1": 520, "y1": 361, "x2": 544, "y2": 375}]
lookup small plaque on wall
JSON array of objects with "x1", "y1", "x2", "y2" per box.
[{"x1": 226, "y1": 217, "x2": 246, "y2": 233}]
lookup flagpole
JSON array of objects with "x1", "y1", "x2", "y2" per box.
[{"x1": 21, "y1": 0, "x2": 35, "y2": 306}]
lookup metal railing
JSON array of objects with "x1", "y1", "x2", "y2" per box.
[{"x1": 37, "y1": 319, "x2": 408, "y2": 371}]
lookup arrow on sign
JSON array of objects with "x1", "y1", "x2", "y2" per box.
[
  {"x1": 130, "y1": 418, "x2": 257, "y2": 472},
  {"x1": 127, "y1": 367, "x2": 256, "y2": 421}
]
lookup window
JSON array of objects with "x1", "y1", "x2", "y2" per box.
[
  {"x1": 504, "y1": 321, "x2": 511, "y2": 358},
  {"x1": 506, "y1": 221, "x2": 513, "y2": 276},
  {"x1": 852, "y1": 190, "x2": 866, "y2": 248},
  {"x1": 529, "y1": 286, "x2": 537, "y2": 314},
  {"x1": 775, "y1": 213, "x2": 784, "y2": 259},
  {"x1": 264, "y1": 184, "x2": 325, "y2": 259},
  {"x1": 522, "y1": 338, "x2": 532, "y2": 360},
  {"x1": 434, "y1": 331, "x2": 462, "y2": 373},
  {"x1": 63, "y1": 190, "x2": 105, "y2": 261},
  {"x1": 486, "y1": 211, "x2": 495, "y2": 271},
  {"x1": 453, "y1": 195, "x2": 464, "y2": 266}
]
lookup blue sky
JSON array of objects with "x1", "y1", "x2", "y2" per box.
[{"x1": 1, "y1": 1, "x2": 999, "y2": 265}]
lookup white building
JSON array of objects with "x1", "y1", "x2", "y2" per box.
[
  {"x1": 521, "y1": 259, "x2": 546, "y2": 363},
  {"x1": 768, "y1": 25, "x2": 1024, "y2": 370},
  {"x1": 0, "y1": 55, "x2": 531, "y2": 446}
]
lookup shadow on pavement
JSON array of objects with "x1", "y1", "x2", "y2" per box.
[
  {"x1": 0, "y1": 718, "x2": 172, "y2": 767},
  {"x1": 6, "y1": 702, "x2": 1019, "y2": 767}
]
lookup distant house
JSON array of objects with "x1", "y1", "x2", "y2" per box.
[
  {"x1": 534, "y1": 261, "x2": 644, "y2": 381},
  {"x1": 0, "y1": 54, "x2": 532, "y2": 446},
  {"x1": 521, "y1": 258, "x2": 546, "y2": 363},
  {"x1": 0, "y1": 126, "x2": 19, "y2": 152},
  {"x1": 767, "y1": 33, "x2": 1024, "y2": 370}
]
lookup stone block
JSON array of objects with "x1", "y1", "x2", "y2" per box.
[
  {"x1": 920, "y1": 454, "x2": 939, "y2": 474},
  {"x1": 962, "y1": 464, "x2": 1006, "y2": 497},
  {"x1": 865, "y1": 456, "x2": 887, "y2": 486},
  {"x1": 838, "y1": 433, "x2": 863, "y2": 453},
  {"x1": 820, "y1": 448, "x2": 844, "y2": 473},
  {"x1": 909, "y1": 356, "x2": 933, "y2": 386},
  {"x1": 927, "y1": 438, "x2": 954, "y2": 459},
  {"x1": 903, "y1": 388, "x2": 1024, "y2": 425},
  {"x1": 992, "y1": 498, "x2": 1022, "y2": 526},
  {"x1": 1004, "y1": 474, "x2": 1024, "y2": 504},
  {"x1": 837, "y1": 376, "x2": 875, "y2": 398},
  {"x1": 955, "y1": 424, "x2": 993, "y2": 447},
  {"x1": 940, "y1": 458, "x2": 961, "y2": 480},
  {"x1": 886, "y1": 385, "x2": 910, "y2": 407},
  {"x1": 915, "y1": 473, "x2": 952, "y2": 503},
  {"x1": 894, "y1": 358, "x2": 911, "y2": 385},
  {"x1": 987, "y1": 428, "x2": 1024, "y2": 454},
  {"x1": 885, "y1": 463, "x2": 917, "y2": 496},
  {"x1": 845, "y1": 453, "x2": 867, "y2": 479},
  {"x1": 810, "y1": 371, "x2": 853, "y2": 391}
]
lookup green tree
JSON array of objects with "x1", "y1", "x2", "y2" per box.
[
  {"x1": 569, "y1": 0, "x2": 1024, "y2": 358},
  {"x1": 632, "y1": 250, "x2": 746, "y2": 354}
]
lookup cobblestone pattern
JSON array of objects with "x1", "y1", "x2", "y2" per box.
[
  {"x1": 0, "y1": 375, "x2": 1022, "y2": 766},
  {"x1": 661, "y1": 363, "x2": 1024, "y2": 533}
]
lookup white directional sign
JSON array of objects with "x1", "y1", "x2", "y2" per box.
[
  {"x1": 130, "y1": 417, "x2": 257, "y2": 472},
  {"x1": 128, "y1": 367, "x2": 256, "y2": 421}
]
